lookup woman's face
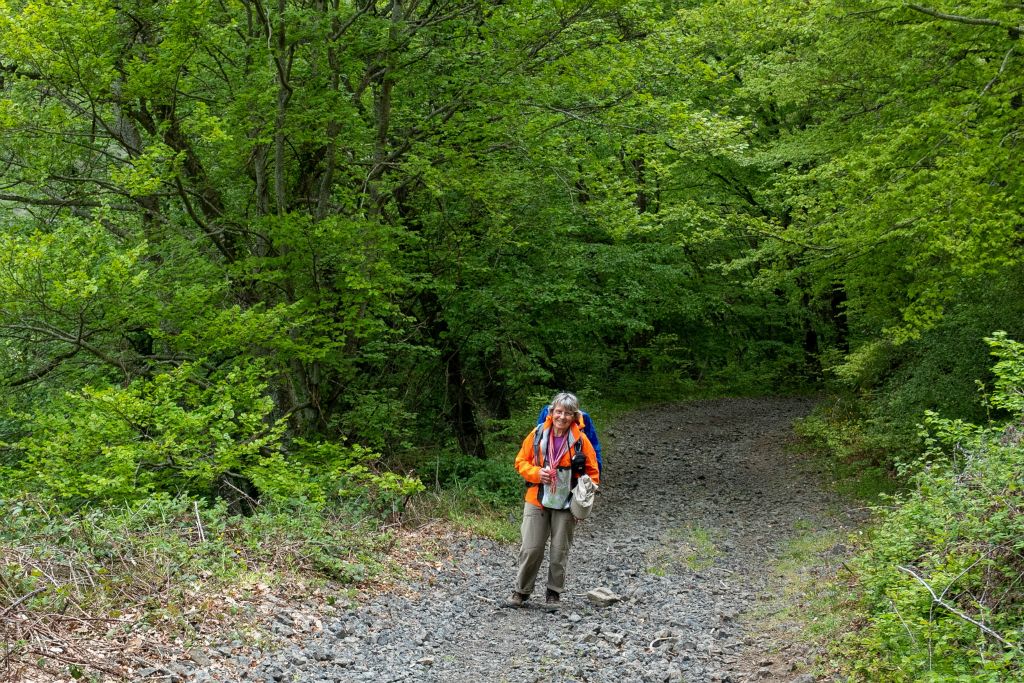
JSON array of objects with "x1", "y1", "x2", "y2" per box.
[{"x1": 551, "y1": 405, "x2": 575, "y2": 433}]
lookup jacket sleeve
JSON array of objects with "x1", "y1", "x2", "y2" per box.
[{"x1": 515, "y1": 429, "x2": 543, "y2": 484}]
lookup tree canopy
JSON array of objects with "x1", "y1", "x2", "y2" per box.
[{"x1": 1, "y1": 0, "x2": 1021, "y2": 502}]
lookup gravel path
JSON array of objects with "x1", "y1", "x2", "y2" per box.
[{"x1": 189, "y1": 397, "x2": 855, "y2": 683}]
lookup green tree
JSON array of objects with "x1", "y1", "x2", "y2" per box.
[{"x1": 2, "y1": 0, "x2": 791, "y2": 504}]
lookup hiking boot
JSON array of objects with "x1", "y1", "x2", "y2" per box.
[
  {"x1": 504, "y1": 591, "x2": 528, "y2": 608},
  {"x1": 544, "y1": 589, "x2": 560, "y2": 610}
]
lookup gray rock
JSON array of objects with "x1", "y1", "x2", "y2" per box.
[
  {"x1": 587, "y1": 587, "x2": 622, "y2": 606},
  {"x1": 602, "y1": 631, "x2": 626, "y2": 646}
]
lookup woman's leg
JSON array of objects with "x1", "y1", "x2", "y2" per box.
[
  {"x1": 515, "y1": 503, "x2": 550, "y2": 596},
  {"x1": 545, "y1": 509, "x2": 576, "y2": 595}
]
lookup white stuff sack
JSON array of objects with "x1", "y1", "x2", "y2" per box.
[
  {"x1": 570, "y1": 474, "x2": 597, "y2": 519},
  {"x1": 540, "y1": 468, "x2": 572, "y2": 510}
]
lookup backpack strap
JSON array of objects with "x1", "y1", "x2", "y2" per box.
[
  {"x1": 532, "y1": 427, "x2": 544, "y2": 466},
  {"x1": 570, "y1": 438, "x2": 583, "y2": 489},
  {"x1": 529, "y1": 427, "x2": 544, "y2": 493}
]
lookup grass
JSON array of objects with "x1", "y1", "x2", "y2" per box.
[
  {"x1": 646, "y1": 523, "x2": 721, "y2": 575},
  {"x1": 768, "y1": 411, "x2": 884, "y2": 646},
  {"x1": 774, "y1": 522, "x2": 840, "y2": 581},
  {"x1": 405, "y1": 489, "x2": 519, "y2": 544},
  {"x1": 738, "y1": 520, "x2": 860, "y2": 681},
  {"x1": 778, "y1": 524, "x2": 856, "y2": 637},
  {"x1": 449, "y1": 510, "x2": 519, "y2": 543},
  {"x1": 739, "y1": 404, "x2": 904, "y2": 679},
  {"x1": 790, "y1": 407, "x2": 902, "y2": 506},
  {"x1": 0, "y1": 495, "x2": 399, "y2": 682},
  {"x1": 678, "y1": 525, "x2": 720, "y2": 571},
  {"x1": 831, "y1": 462, "x2": 898, "y2": 502}
]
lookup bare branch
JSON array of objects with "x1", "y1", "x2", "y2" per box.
[
  {"x1": 6, "y1": 348, "x2": 82, "y2": 387},
  {"x1": 172, "y1": 176, "x2": 233, "y2": 261},
  {"x1": 898, "y1": 565, "x2": 1015, "y2": 647},
  {"x1": 1, "y1": 588, "x2": 47, "y2": 618},
  {"x1": 981, "y1": 46, "x2": 1015, "y2": 95},
  {"x1": 0, "y1": 192, "x2": 103, "y2": 209},
  {"x1": 906, "y1": 3, "x2": 1023, "y2": 35},
  {"x1": 2, "y1": 321, "x2": 127, "y2": 374},
  {"x1": 844, "y1": 6, "x2": 901, "y2": 18}
]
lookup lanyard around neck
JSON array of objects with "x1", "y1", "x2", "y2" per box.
[{"x1": 547, "y1": 429, "x2": 569, "y2": 468}]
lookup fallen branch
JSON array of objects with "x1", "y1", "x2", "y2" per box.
[
  {"x1": 194, "y1": 501, "x2": 206, "y2": 544},
  {"x1": 27, "y1": 646, "x2": 124, "y2": 677},
  {"x1": 898, "y1": 565, "x2": 1014, "y2": 647},
  {"x1": 1, "y1": 588, "x2": 46, "y2": 618}
]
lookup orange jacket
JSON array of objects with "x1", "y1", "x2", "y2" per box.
[{"x1": 515, "y1": 415, "x2": 600, "y2": 508}]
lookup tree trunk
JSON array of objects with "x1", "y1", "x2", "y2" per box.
[
  {"x1": 419, "y1": 290, "x2": 486, "y2": 458},
  {"x1": 445, "y1": 346, "x2": 486, "y2": 458}
]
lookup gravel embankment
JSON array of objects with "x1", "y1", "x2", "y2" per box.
[{"x1": 186, "y1": 397, "x2": 855, "y2": 683}]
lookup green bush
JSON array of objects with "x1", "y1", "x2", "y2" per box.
[
  {"x1": 0, "y1": 365, "x2": 423, "y2": 517},
  {"x1": 4, "y1": 360, "x2": 288, "y2": 506},
  {"x1": 821, "y1": 280, "x2": 1024, "y2": 472},
  {"x1": 293, "y1": 439, "x2": 424, "y2": 518},
  {"x1": 840, "y1": 334, "x2": 1024, "y2": 681},
  {"x1": 420, "y1": 450, "x2": 523, "y2": 508}
]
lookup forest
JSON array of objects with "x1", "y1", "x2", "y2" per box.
[{"x1": 1, "y1": 0, "x2": 1022, "y2": 680}]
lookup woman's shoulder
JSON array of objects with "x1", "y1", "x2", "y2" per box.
[{"x1": 520, "y1": 426, "x2": 540, "y2": 445}]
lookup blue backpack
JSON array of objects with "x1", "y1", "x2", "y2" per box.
[{"x1": 536, "y1": 405, "x2": 603, "y2": 473}]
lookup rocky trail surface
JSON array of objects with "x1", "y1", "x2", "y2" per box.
[{"x1": 189, "y1": 397, "x2": 857, "y2": 683}]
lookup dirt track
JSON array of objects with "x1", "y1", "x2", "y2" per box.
[{"x1": 190, "y1": 397, "x2": 855, "y2": 683}]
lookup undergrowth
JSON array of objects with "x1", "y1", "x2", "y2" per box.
[
  {"x1": 807, "y1": 333, "x2": 1024, "y2": 681},
  {"x1": 0, "y1": 495, "x2": 394, "y2": 682},
  {"x1": 794, "y1": 398, "x2": 901, "y2": 504}
]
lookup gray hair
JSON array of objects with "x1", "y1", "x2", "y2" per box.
[{"x1": 549, "y1": 392, "x2": 580, "y2": 417}]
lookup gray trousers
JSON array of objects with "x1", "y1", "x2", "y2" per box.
[{"x1": 515, "y1": 502, "x2": 576, "y2": 596}]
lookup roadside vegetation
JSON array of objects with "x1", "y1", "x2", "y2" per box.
[
  {"x1": 792, "y1": 334, "x2": 1024, "y2": 681},
  {"x1": 0, "y1": 494, "x2": 393, "y2": 679}
]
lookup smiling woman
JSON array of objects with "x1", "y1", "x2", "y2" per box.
[{"x1": 506, "y1": 392, "x2": 600, "y2": 610}]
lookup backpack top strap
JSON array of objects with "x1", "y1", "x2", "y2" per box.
[{"x1": 532, "y1": 427, "x2": 544, "y2": 466}]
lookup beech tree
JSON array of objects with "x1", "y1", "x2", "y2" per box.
[{"x1": 2, "y1": 0, "x2": 790, "y2": 503}]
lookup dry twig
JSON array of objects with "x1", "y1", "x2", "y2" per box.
[
  {"x1": 898, "y1": 565, "x2": 1014, "y2": 647},
  {"x1": 1, "y1": 588, "x2": 46, "y2": 618}
]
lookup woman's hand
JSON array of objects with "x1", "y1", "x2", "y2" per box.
[{"x1": 540, "y1": 466, "x2": 554, "y2": 484}]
